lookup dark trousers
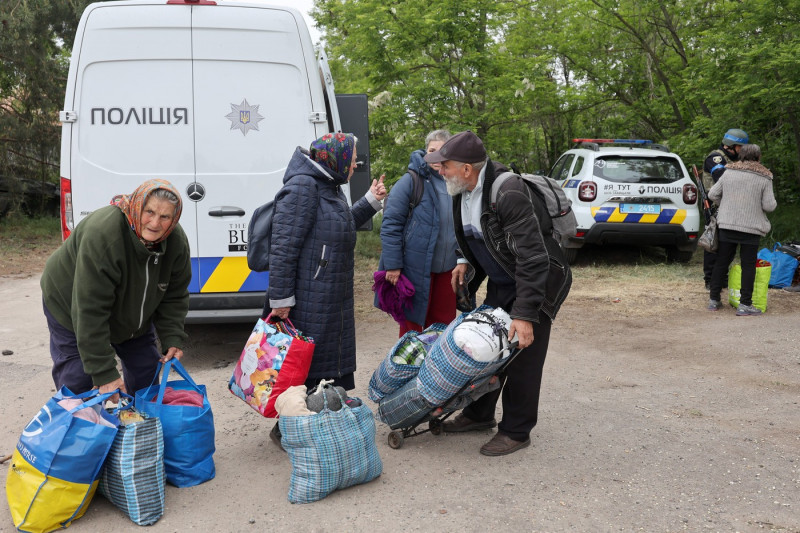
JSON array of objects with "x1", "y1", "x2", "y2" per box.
[
  {"x1": 44, "y1": 301, "x2": 162, "y2": 395},
  {"x1": 710, "y1": 241, "x2": 758, "y2": 306},
  {"x1": 463, "y1": 282, "x2": 552, "y2": 441},
  {"x1": 703, "y1": 249, "x2": 716, "y2": 284}
]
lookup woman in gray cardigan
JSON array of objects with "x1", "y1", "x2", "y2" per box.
[{"x1": 707, "y1": 144, "x2": 777, "y2": 315}]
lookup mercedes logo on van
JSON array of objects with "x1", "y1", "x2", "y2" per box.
[{"x1": 187, "y1": 183, "x2": 206, "y2": 202}]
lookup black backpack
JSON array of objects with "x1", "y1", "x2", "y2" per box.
[
  {"x1": 246, "y1": 200, "x2": 275, "y2": 272},
  {"x1": 406, "y1": 169, "x2": 424, "y2": 215}
]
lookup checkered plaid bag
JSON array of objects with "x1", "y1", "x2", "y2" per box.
[
  {"x1": 368, "y1": 323, "x2": 446, "y2": 402},
  {"x1": 378, "y1": 371, "x2": 504, "y2": 429},
  {"x1": 98, "y1": 408, "x2": 165, "y2": 525},
  {"x1": 377, "y1": 378, "x2": 433, "y2": 429},
  {"x1": 279, "y1": 393, "x2": 382, "y2": 504},
  {"x1": 416, "y1": 306, "x2": 508, "y2": 406}
]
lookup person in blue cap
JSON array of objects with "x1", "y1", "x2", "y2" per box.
[{"x1": 701, "y1": 128, "x2": 748, "y2": 290}]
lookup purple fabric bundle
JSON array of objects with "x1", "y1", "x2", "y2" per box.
[{"x1": 372, "y1": 271, "x2": 416, "y2": 325}]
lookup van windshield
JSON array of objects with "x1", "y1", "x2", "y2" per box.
[{"x1": 593, "y1": 156, "x2": 683, "y2": 183}]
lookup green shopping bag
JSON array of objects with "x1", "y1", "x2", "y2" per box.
[{"x1": 728, "y1": 260, "x2": 771, "y2": 311}]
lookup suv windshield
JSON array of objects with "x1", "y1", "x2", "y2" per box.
[{"x1": 593, "y1": 156, "x2": 683, "y2": 184}]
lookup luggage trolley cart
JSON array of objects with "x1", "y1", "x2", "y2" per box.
[{"x1": 380, "y1": 342, "x2": 520, "y2": 449}]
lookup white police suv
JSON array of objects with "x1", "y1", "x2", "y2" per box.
[{"x1": 550, "y1": 139, "x2": 700, "y2": 263}]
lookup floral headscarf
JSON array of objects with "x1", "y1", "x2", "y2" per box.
[
  {"x1": 309, "y1": 132, "x2": 356, "y2": 180},
  {"x1": 111, "y1": 179, "x2": 183, "y2": 246}
]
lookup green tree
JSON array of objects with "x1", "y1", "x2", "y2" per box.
[
  {"x1": 0, "y1": 0, "x2": 89, "y2": 216},
  {"x1": 314, "y1": 0, "x2": 564, "y2": 180},
  {"x1": 694, "y1": 0, "x2": 800, "y2": 196}
]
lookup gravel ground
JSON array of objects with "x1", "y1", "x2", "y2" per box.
[{"x1": 1, "y1": 248, "x2": 798, "y2": 532}]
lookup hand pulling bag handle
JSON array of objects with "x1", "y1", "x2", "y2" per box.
[
  {"x1": 108, "y1": 392, "x2": 136, "y2": 417},
  {"x1": 65, "y1": 388, "x2": 122, "y2": 414},
  {"x1": 152, "y1": 359, "x2": 204, "y2": 406}
]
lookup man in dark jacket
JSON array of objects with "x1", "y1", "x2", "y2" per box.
[
  {"x1": 701, "y1": 128, "x2": 748, "y2": 289},
  {"x1": 424, "y1": 131, "x2": 572, "y2": 456}
]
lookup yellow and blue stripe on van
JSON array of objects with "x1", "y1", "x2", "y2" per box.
[
  {"x1": 591, "y1": 206, "x2": 687, "y2": 224},
  {"x1": 189, "y1": 257, "x2": 269, "y2": 293}
]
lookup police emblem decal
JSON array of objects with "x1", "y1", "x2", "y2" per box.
[{"x1": 225, "y1": 99, "x2": 264, "y2": 136}]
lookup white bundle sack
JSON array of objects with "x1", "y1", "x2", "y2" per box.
[{"x1": 452, "y1": 307, "x2": 517, "y2": 362}]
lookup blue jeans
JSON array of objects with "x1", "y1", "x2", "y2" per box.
[{"x1": 43, "y1": 301, "x2": 161, "y2": 395}]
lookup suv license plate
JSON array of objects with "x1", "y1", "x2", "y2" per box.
[{"x1": 620, "y1": 203, "x2": 661, "y2": 214}]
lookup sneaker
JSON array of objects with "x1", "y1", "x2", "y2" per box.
[
  {"x1": 705, "y1": 281, "x2": 711, "y2": 291},
  {"x1": 707, "y1": 299, "x2": 722, "y2": 311},
  {"x1": 736, "y1": 304, "x2": 763, "y2": 316}
]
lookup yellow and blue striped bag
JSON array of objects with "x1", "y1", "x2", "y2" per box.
[{"x1": 5, "y1": 387, "x2": 119, "y2": 533}]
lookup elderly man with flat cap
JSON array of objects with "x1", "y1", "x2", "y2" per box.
[{"x1": 424, "y1": 130, "x2": 572, "y2": 456}]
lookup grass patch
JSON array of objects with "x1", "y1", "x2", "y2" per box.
[
  {"x1": 767, "y1": 203, "x2": 800, "y2": 247},
  {"x1": 355, "y1": 213, "x2": 383, "y2": 261},
  {"x1": 0, "y1": 215, "x2": 61, "y2": 275},
  {"x1": 0, "y1": 215, "x2": 60, "y2": 251}
]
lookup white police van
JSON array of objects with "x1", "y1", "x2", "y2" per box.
[
  {"x1": 59, "y1": 0, "x2": 372, "y2": 322},
  {"x1": 550, "y1": 139, "x2": 700, "y2": 263}
]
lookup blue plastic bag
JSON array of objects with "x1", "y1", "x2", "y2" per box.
[
  {"x1": 6, "y1": 387, "x2": 119, "y2": 533},
  {"x1": 757, "y1": 243, "x2": 799, "y2": 288},
  {"x1": 135, "y1": 359, "x2": 215, "y2": 487}
]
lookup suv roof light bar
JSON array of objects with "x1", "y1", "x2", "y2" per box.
[
  {"x1": 571, "y1": 139, "x2": 670, "y2": 152},
  {"x1": 572, "y1": 139, "x2": 653, "y2": 144}
]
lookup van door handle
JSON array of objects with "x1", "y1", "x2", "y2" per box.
[{"x1": 208, "y1": 206, "x2": 246, "y2": 217}]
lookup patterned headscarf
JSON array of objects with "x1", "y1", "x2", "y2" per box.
[
  {"x1": 309, "y1": 132, "x2": 356, "y2": 179},
  {"x1": 111, "y1": 179, "x2": 183, "y2": 246}
]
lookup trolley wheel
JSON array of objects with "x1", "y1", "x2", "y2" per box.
[
  {"x1": 429, "y1": 419, "x2": 443, "y2": 436},
  {"x1": 388, "y1": 431, "x2": 404, "y2": 449}
]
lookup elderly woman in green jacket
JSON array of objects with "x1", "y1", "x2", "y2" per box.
[{"x1": 41, "y1": 179, "x2": 192, "y2": 400}]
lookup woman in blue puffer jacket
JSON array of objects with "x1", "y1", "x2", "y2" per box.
[
  {"x1": 267, "y1": 133, "x2": 386, "y2": 390},
  {"x1": 377, "y1": 130, "x2": 458, "y2": 336}
]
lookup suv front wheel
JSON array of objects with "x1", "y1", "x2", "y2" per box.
[
  {"x1": 666, "y1": 246, "x2": 694, "y2": 263},
  {"x1": 563, "y1": 247, "x2": 579, "y2": 265}
]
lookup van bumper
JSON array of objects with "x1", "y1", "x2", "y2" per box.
[{"x1": 186, "y1": 292, "x2": 263, "y2": 324}]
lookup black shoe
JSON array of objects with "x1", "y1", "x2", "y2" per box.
[
  {"x1": 442, "y1": 413, "x2": 497, "y2": 433},
  {"x1": 270, "y1": 423, "x2": 286, "y2": 452}
]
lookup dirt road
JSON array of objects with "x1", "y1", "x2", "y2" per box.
[{"x1": 1, "y1": 261, "x2": 798, "y2": 532}]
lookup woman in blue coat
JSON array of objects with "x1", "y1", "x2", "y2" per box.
[
  {"x1": 377, "y1": 130, "x2": 458, "y2": 336},
  {"x1": 267, "y1": 133, "x2": 386, "y2": 390}
]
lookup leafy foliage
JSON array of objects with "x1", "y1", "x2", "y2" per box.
[
  {"x1": 2, "y1": 0, "x2": 799, "y2": 225},
  {"x1": 0, "y1": 0, "x2": 91, "y2": 215},
  {"x1": 314, "y1": 0, "x2": 800, "y2": 213}
]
